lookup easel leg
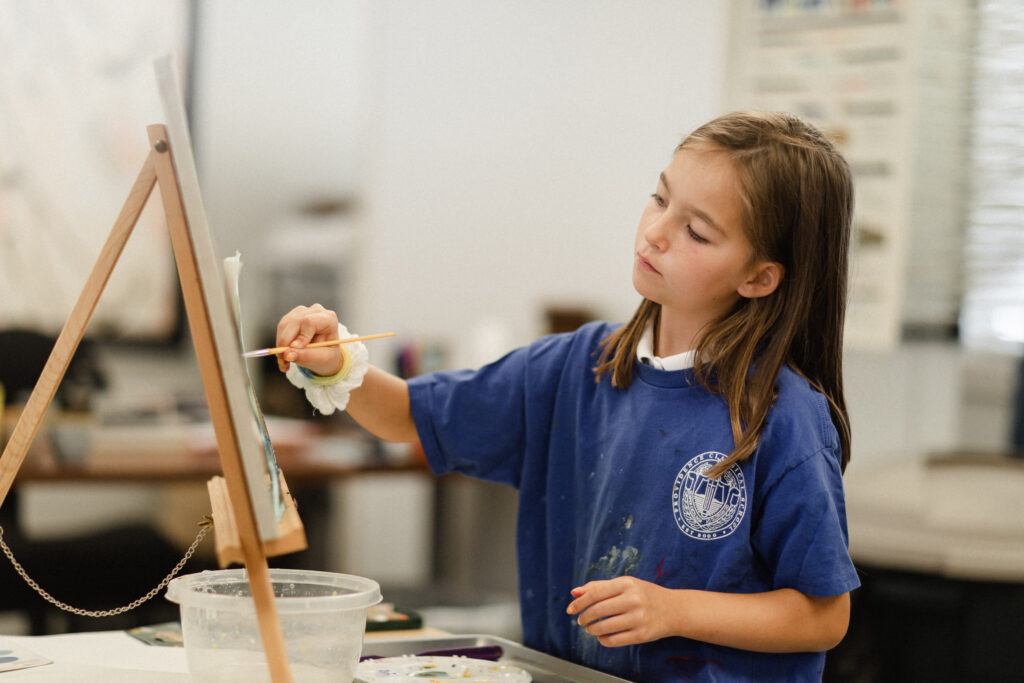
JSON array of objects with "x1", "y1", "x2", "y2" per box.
[
  {"x1": 148, "y1": 125, "x2": 294, "y2": 683},
  {"x1": 245, "y1": 557, "x2": 294, "y2": 683}
]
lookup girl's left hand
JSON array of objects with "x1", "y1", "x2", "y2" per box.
[{"x1": 566, "y1": 577, "x2": 678, "y2": 647}]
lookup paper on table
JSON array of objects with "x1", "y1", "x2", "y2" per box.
[
  {"x1": 0, "y1": 633, "x2": 188, "y2": 676},
  {"x1": 0, "y1": 663, "x2": 186, "y2": 682},
  {"x1": 0, "y1": 640, "x2": 49, "y2": 673}
]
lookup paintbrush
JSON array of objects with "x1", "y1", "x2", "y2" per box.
[{"x1": 243, "y1": 331, "x2": 396, "y2": 358}]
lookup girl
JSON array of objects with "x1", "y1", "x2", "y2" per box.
[{"x1": 275, "y1": 111, "x2": 859, "y2": 682}]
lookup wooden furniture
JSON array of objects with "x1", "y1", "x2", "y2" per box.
[{"x1": 8, "y1": 417, "x2": 423, "y2": 484}]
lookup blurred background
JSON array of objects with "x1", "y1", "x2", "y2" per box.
[{"x1": 0, "y1": 1, "x2": 1022, "y2": 681}]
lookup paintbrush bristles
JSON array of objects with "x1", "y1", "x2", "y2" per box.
[{"x1": 243, "y1": 331, "x2": 396, "y2": 358}]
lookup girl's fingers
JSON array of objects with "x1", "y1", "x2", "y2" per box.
[
  {"x1": 281, "y1": 344, "x2": 343, "y2": 377},
  {"x1": 567, "y1": 580, "x2": 623, "y2": 615},
  {"x1": 274, "y1": 305, "x2": 343, "y2": 374},
  {"x1": 277, "y1": 309, "x2": 338, "y2": 349},
  {"x1": 287, "y1": 346, "x2": 335, "y2": 365},
  {"x1": 577, "y1": 595, "x2": 630, "y2": 627},
  {"x1": 293, "y1": 311, "x2": 338, "y2": 347},
  {"x1": 277, "y1": 305, "x2": 310, "y2": 339},
  {"x1": 597, "y1": 630, "x2": 642, "y2": 648},
  {"x1": 294, "y1": 317, "x2": 319, "y2": 347},
  {"x1": 277, "y1": 311, "x2": 306, "y2": 349},
  {"x1": 582, "y1": 613, "x2": 634, "y2": 638}
]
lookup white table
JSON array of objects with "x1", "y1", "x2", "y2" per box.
[
  {"x1": 0, "y1": 628, "x2": 446, "y2": 681},
  {"x1": 1, "y1": 631, "x2": 188, "y2": 681}
]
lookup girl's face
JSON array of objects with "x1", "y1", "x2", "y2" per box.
[{"x1": 632, "y1": 145, "x2": 770, "y2": 326}]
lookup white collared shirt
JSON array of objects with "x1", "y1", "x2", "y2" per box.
[{"x1": 636, "y1": 321, "x2": 695, "y2": 371}]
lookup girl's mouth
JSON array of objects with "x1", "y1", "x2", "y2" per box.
[{"x1": 636, "y1": 253, "x2": 660, "y2": 274}]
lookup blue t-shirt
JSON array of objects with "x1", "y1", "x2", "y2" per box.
[{"x1": 408, "y1": 322, "x2": 860, "y2": 682}]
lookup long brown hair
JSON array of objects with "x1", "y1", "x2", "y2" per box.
[{"x1": 595, "y1": 111, "x2": 853, "y2": 476}]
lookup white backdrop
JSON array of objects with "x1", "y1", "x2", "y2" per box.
[
  {"x1": 192, "y1": 1, "x2": 727, "y2": 366},
  {"x1": 0, "y1": 0, "x2": 189, "y2": 340}
]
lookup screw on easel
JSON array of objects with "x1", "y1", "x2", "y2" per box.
[{"x1": 155, "y1": 139, "x2": 168, "y2": 153}]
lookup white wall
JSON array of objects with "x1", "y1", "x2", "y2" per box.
[
  {"x1": 191, "y1": 0, "x2": 371, "y2": 327},
  {"x1": 190, "y1": 1, "x2": 726, "y2": 361},
  {"x1": 352, "y1": 1, "x2": 728, "y2": 360},
  {"x1": 187, "y1": 0, "x2": 1011, "y2": 464},
  {"x1": 160, "y1": 0, "x2": 1020, "y2": 471}
]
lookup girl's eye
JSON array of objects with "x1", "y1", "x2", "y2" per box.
[
  {"x1": 650, "y1": 193, "x2": 667, "y2": 208},
  {"x1": 687, "y1": 225, "x2": 709, "y2": 244}
]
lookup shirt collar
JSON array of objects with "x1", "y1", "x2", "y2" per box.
[{"x1": 636, "y1": 320, "x2": 695, "y2": 371}]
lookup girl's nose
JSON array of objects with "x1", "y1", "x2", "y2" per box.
[{"x1": 643, "y1": 217, "x2": 671, "y2": 251}]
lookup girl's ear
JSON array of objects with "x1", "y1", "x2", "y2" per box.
[{"x1": 738, "y1": 261, "x2": 784, "y2": 299}]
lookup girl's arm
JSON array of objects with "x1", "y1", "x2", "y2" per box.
[
  {"x1": 276, "y1": 305, "x2": 418, "y2": 443},
  {"x1": 567, "y1": 577, "x2": 849, "y2": 653},
  {"x1": 345, "y1": 365, "x2": 418, "y2": 443}
]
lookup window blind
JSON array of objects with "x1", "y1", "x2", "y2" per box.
[{"x1": 960, "y1": 0, "x2": 1024, "y2": 353}]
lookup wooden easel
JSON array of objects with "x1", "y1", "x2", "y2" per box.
[{"x1": 0, "y1": 124, "x2": 305, "y2": 683}]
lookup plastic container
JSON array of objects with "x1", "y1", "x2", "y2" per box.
[{"x1": 166, "y1": 568, "x2": 381, "y2": 683}]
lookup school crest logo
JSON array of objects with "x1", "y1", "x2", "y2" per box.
[{"x1": 672, "y1": 451, "x2": 747, "y2": 540}]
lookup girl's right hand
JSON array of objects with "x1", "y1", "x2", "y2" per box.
[{"x1": 275, "y1": 304, "x2": 344, "y2": 376}]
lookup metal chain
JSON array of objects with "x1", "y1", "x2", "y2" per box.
[{"x1": 0, "y1": 517, "x2": 212, "y2": 618}]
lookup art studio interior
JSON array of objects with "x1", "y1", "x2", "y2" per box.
[{"x1": 0, "y1": 1, "x2": 1022, "y2": 681}]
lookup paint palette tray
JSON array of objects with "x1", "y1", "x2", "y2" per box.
[{"x1": 358, "y1": 635, "x2": 631, "y2": 683}]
